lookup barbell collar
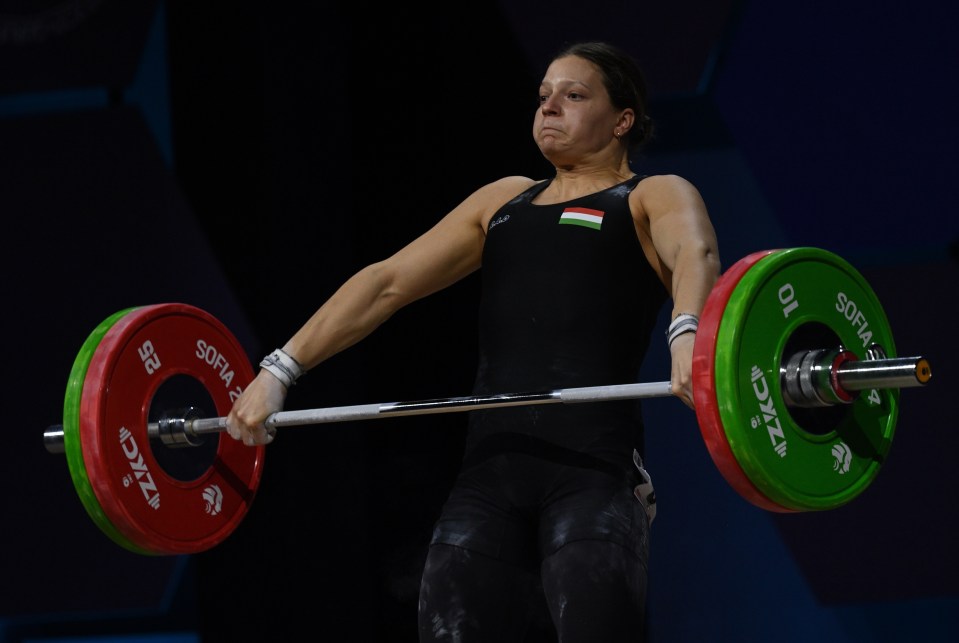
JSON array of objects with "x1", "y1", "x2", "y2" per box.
[
  {"x1": 155, "y1": 407, "x2": 206, "y2": 448},
  {"x1": 781, "y1": 349, "x2": 848, "y2": 408},
  {"x1": 782, "y1": 351, "x2": 930, "y2": 408}
]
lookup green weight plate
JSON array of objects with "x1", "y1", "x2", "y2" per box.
[
  {"x1": 63, "y1": 307, "x2": 153, "y2": 555},
  {"x1": 714, "y1": 247, "x2": 898, "y2": 510}
]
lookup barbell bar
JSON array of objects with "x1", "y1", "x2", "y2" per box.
[
  {"x1": 44, "y1": 351, "x2": 929, "y2": 450},
  {"x1": 46, "y1": 247, "x2": 933, "y2": 555}
]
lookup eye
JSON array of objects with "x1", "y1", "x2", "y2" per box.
[{"x1": 567, "y1": 92, "x2": 584, "y2": 100}]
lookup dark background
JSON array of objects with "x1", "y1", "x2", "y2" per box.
[{"x1": 1, "y1": 1, "x2": 956, "y2": 642}]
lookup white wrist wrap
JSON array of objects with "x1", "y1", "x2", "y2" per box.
[
  {"x1": 666, "y1": 313, "x2": 699, "y2": 347},
  {"x1": 259, "y1": 348, "x2": 306, "y2": 388}
]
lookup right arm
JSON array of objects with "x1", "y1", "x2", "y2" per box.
[{"x1": 225, "y1": 176, "x2": 536, "y2": 445}]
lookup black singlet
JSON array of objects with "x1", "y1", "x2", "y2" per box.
[{"x1": 464, "y1": 174, "x2": 667, "y2": 472}]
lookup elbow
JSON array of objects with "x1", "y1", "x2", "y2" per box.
[
  {"x1": 364, "y1": 260, "x2": 416, "y2": 314},
  {"x1": 683, "y1": 240, "x2": 721, "y2": 279},
  {"x1": 702, "y1": 246, "x2": 721, "y2": 284},
  {"x1": 667, "y1": 241, "x2": 721, "y2": 300}
]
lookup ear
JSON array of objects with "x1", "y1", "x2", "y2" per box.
[{"x1": 616, "y1": 109, "x2": 635, "y2": 136}]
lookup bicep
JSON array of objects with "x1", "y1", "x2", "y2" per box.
[
  {"x1": 642, "y1": 175, "x2": 718, "y2": 272},
  {"x1": 379, "y1": 178, "x2": 531, "y2": 304},
  {"x1": 384, "y1": 207, "x2": 487, "y2": 304}
]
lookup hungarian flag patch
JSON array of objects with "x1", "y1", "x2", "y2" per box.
[{"x1": 558, "y1": 207, "x2": 604, "y2": 230}]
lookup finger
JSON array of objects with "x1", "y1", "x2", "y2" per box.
[
  {"x1": 225, "y1": 423, "x2": 241, "y2": 442},
  {"x1": 243, "y1": 424, "x2": 275, "y2": 446}
]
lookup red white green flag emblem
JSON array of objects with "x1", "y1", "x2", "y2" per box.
[{"x1": 558, "y1": 207, "x2": 604, "y2": 230}]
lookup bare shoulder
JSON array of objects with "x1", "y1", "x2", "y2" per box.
[
  {"x1": 633, "y1": 173, "x2": 707, "y2": 215},
  {"x1": 461, "y1": 175, "x2": 540, "y2": 228},
  {"x1": 636, "y1": 173, "x2": 701, "y2": 197},
  {"x1": 481, "y1": 175, "x2": 540, "y2": 200}
]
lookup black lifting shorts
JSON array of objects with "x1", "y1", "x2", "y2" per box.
[{"x1": 429, "y1": 449, "x2": 650, "y2": 569}]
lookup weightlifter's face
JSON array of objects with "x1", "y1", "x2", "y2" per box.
[{"x1": 534, "y1": 55, "x2": 625, "y2": 163}]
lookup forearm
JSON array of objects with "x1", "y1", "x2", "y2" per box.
[
  {"x1": 669, "y1": 240, "x2": 720, "y2": 318},
  {"x1": 280, "y1": 261, "x2": 403, "y2": 371},
  {"x1": 664, "y1": 236, "x2": 719, "y2": 408}
]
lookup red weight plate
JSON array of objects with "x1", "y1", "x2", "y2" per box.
[
  {"x1": 693, "y1": 250, "x2": 795, "y2": 513},
  {"x1": 63, "y1": 307, "x2": 154, "y2": 555},
  {"x1": 79, "y1": 303, "x2": 264, "y2": 554}
]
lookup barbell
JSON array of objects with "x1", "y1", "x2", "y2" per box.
[{"x1": 45, "y1": 247, "x2": 931, "y2": 555}]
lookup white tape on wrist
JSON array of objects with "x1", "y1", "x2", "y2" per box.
[
  {"x1": 259, "y1": 348, "x2": 306, "y2": 388},
  {"x1": 666, "y1": 313, "x2": 699, "y2": 348}
]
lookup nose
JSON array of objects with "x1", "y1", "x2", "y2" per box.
[{"x1": 540, "y1": 95, "x2": 560, "y2": 115}]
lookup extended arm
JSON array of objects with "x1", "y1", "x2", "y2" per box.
[
  {"x1": 635, "y1": 174, "x2": 721, "y2": 408},
  {"x1": 226, "y1": 176, "x2": 535, "y2": 444}
]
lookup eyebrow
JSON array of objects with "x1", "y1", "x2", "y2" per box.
[{"x1": 540, "y1": 79, "x2": 593, "y2": 91}]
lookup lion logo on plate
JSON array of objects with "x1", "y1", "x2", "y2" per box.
[
  {"x1": 202, "y1": 484, "x2": 223, "y2": 516},
  {"x1": 831, "y1": 442, "x2": 852, "y2": 475}
]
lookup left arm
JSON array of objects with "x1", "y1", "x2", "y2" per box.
[{"x1": 632, "y1": 174, "x2": 721, "y2": 408}]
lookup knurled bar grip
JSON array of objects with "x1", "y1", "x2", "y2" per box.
[{"x1": 184, "y1": 381, "x2": 676, "y2": 436}]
